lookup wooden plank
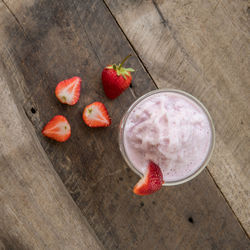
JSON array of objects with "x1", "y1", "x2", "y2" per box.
[
  {"x1": 0, "y1": 63, "x2": 103, "y2": 249},
  {"x1": 0, "y1": 0, "x2": 249, "y2": 249},
  {"x1": 105, "y1": 0, "x2": 250, "y2": 235}
]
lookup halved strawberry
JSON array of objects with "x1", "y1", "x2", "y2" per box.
[
  {"x1": 42, "y1": 115, "x2": 71, "y2": 142},
  {"x1": 133, "y1": 161, "x2": 164, "y2": 195},
  {"x1": 82, "y1": 102, "x2": 111, "y2": 127},
  {"x1": 55, "y1": 76, "x2": 81, "y2": 105}
]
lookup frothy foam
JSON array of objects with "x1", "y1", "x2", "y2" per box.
[{"x1": 124, "y1": 92, "x2": 212, "y2": 182}]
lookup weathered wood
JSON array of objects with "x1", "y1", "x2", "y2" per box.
[
  {"x1": 0, "y1": 0, "x2": 249, "y2": 249},
  {"x1": 105, "y1": 0, "x2": 250, "y2": 235},
  {"x1": 0, "y1": 64, "x2": 103, "y2": 249}
]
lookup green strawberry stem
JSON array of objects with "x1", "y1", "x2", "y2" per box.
[{"x1": 118, "y1": 54, "x2": 132, "y2": 70}]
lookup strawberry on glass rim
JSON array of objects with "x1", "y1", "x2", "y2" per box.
[
  {"x1": 102, "y1": 54, "x2": 135, "y2": 99},
  {"x1": 133, "y1": 161, "x2": 164, "y2": 196}
]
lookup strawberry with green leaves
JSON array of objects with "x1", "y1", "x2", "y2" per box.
[{"x1": 102, "y1": 55, "x2": 135, "y2": 99}]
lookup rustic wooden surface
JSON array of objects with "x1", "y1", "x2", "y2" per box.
[
  {"x1": 0, "y1": 0, "x2": 249, "y2": 249},
  {"x1": 105, "y1": 0, "x2": 250, "y2": 234},
  {"x1": 0, "y1": 63, "x2": 103, "y2": 249}
]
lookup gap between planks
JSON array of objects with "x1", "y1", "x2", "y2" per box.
[{"x1": 102, "y1": 0, "x2": 158, "y2": 90}]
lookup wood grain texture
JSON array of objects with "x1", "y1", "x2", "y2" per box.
[
  {"x1": 105, "y1": 0, "x2": 250, "y2": 235},
  {"x1": 0, "y1": 65, "x2": 103, "y2": 249},
  {"x1": 0, "y1": 0, "x2": 249, "y2": 249}
]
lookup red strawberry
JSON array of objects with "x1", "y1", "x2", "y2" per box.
[
  {"x1": 102, "y1": 55, "x2": 135, "y2": 99},
  {"x1": 133, "y1": 161, "x2": 164, "y2": 196},
  {"x1": 55, "y1": 76, "x2": 81, "y2": 105},
  {"x1": 82, "y1": 102, "x2": 111, "y2": 127},
  {"x1": 42, "y1": 115, "x2": 71, "y2": 142}
]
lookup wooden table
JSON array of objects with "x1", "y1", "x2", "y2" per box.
[{"x1": 0, "y1": 0, "x2": 249, "y2": 249}]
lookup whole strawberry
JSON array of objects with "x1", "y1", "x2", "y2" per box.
[{"x1": 102, "y1": 55, "x2": 135, "y2": 99}]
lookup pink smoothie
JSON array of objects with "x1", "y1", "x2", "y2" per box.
[{"x1": 123, "y1": 91, "x2": 212, "y2": 182}]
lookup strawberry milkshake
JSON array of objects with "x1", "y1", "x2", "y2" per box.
[{"x1": 119, "y1": 89, "x2": 215, "y2": 186}]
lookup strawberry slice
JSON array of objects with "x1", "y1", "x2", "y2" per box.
[
  {"x1": 55, "y1": 76, "x2": 81, "y2": 105},
  {"x1": 42, "y1": 115, "x2": 71, "y2": 142},
  {"x1": 82, "y1": 102, "x2": 111, "y2": 127},
  {"x1": 133, "y1": 161, "x2": 164, "y2": 195}
]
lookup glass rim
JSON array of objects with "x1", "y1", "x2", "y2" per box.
[{"x1": 119, "y1": 88, "x2": 215, "y2": 186}]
